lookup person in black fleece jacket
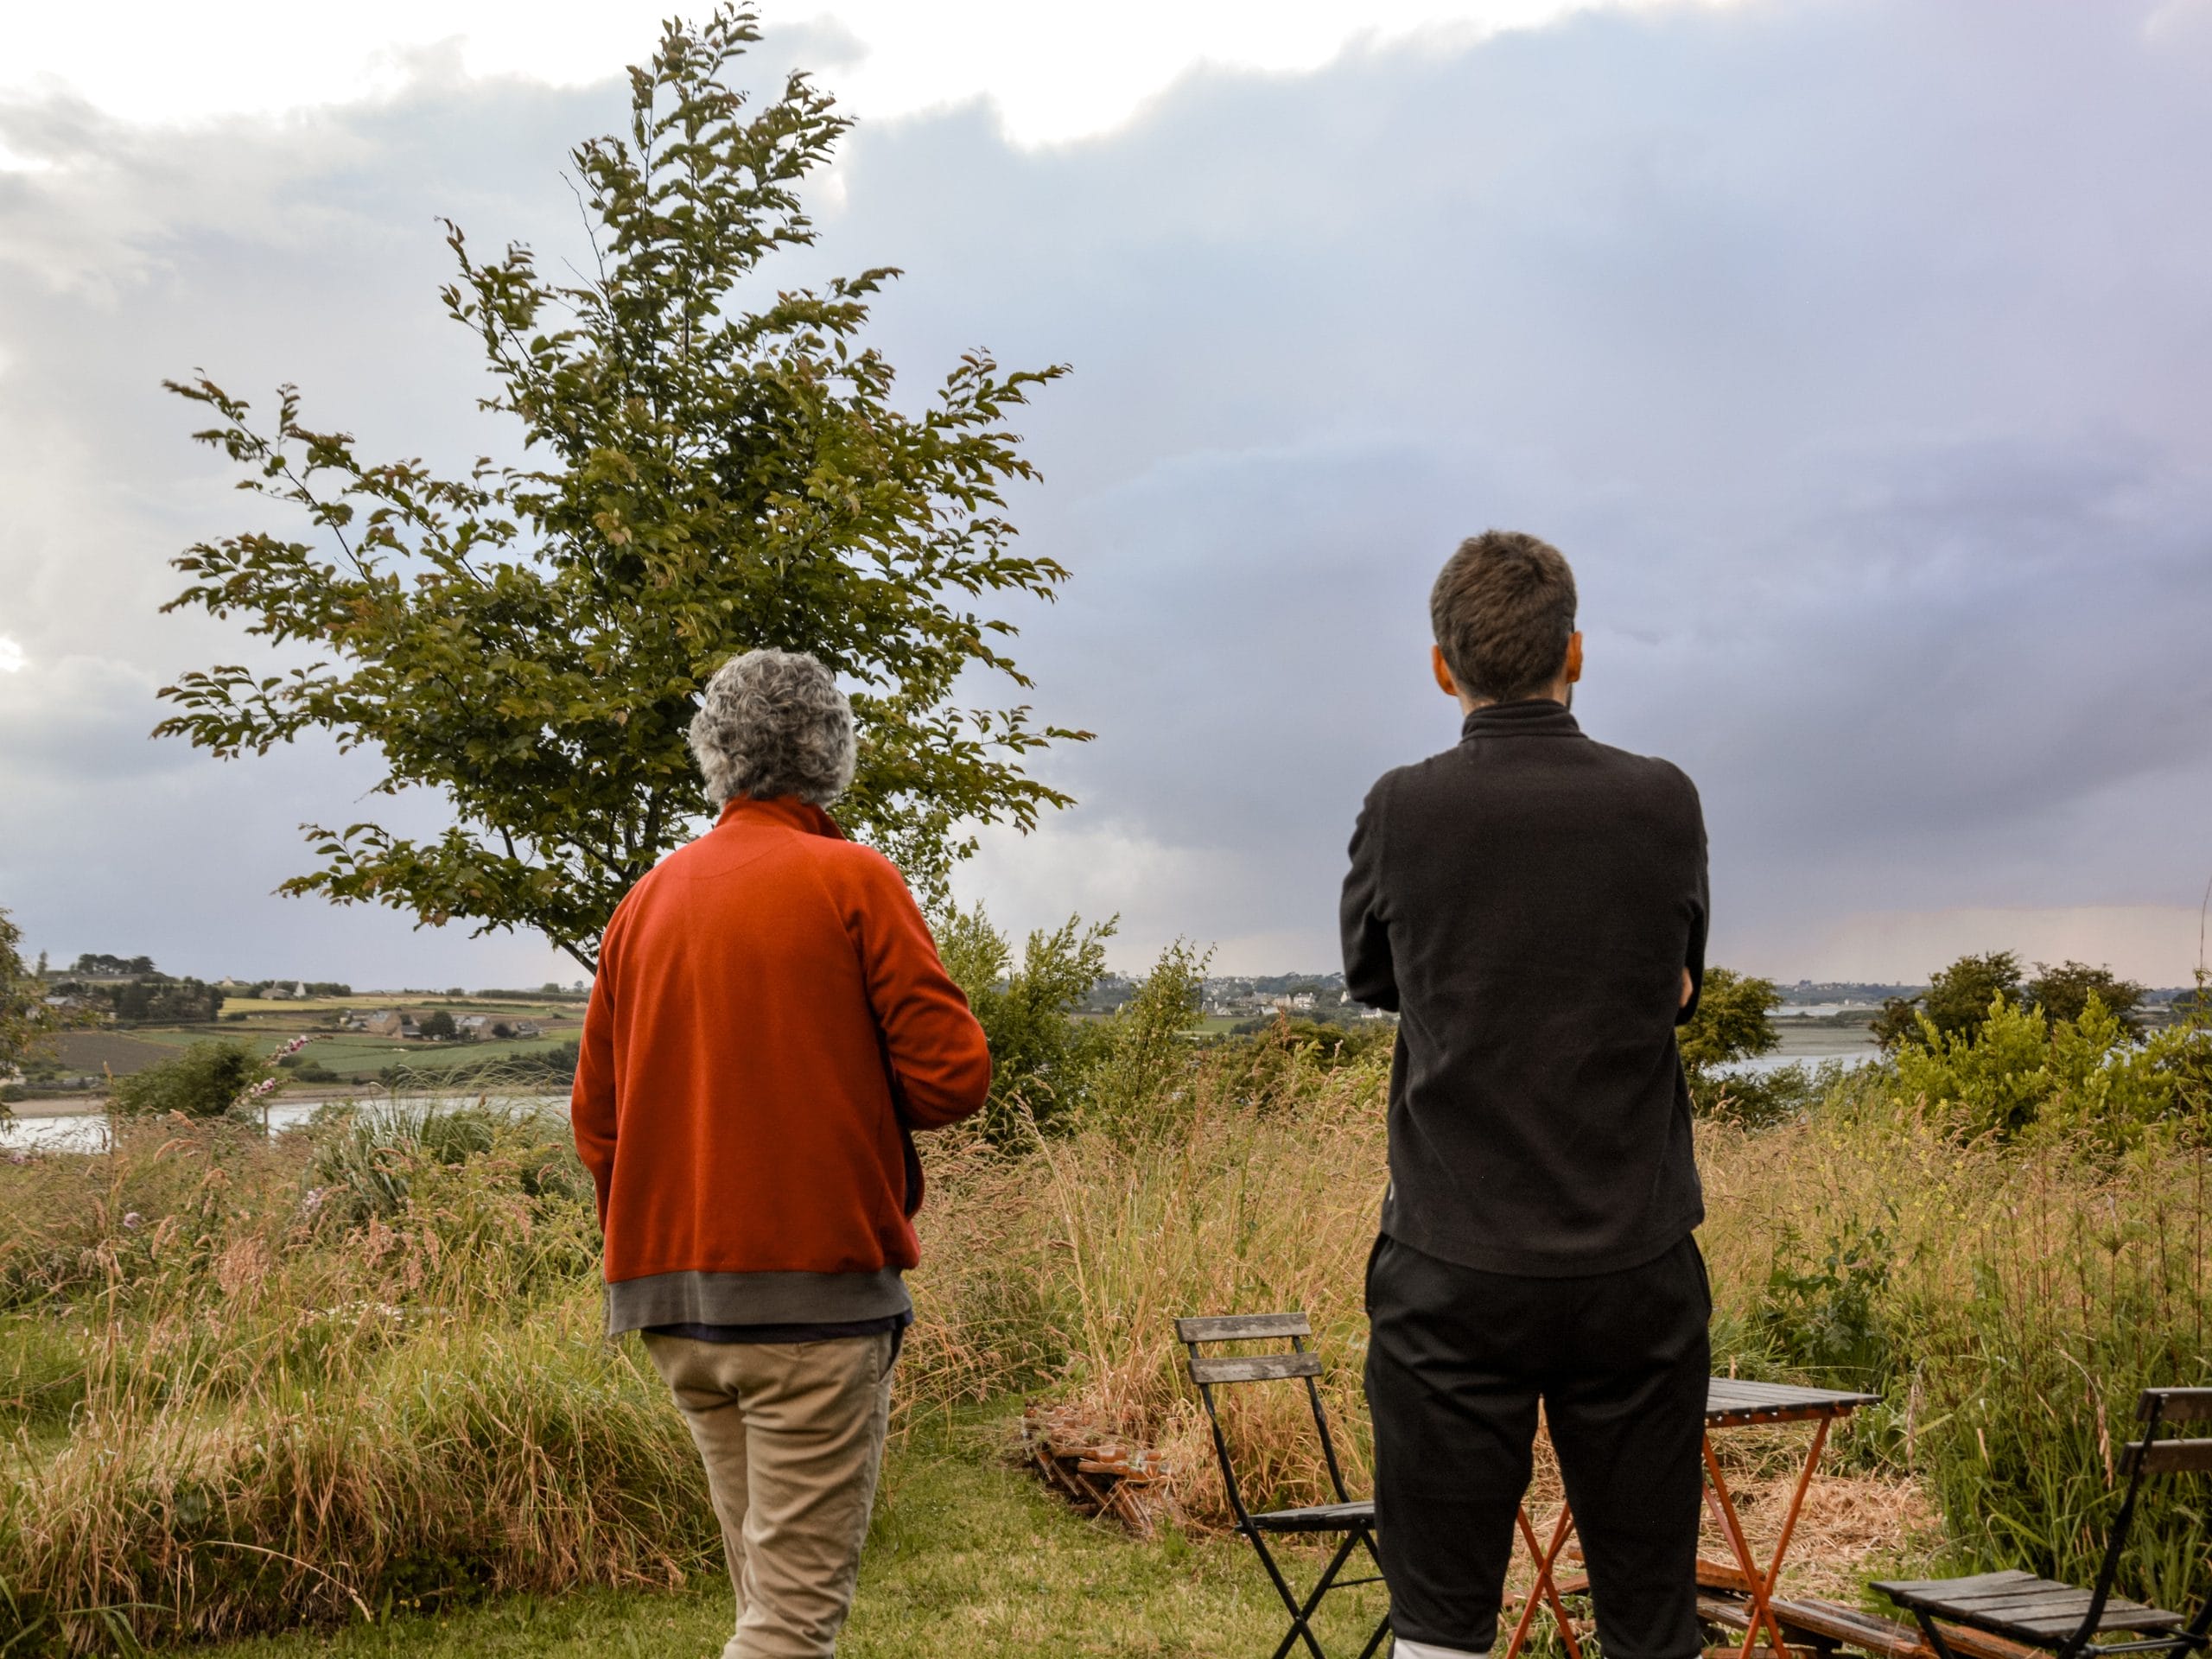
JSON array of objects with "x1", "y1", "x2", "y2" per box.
[{"x1": 1340, "y1": 530, "x2": 1711, "y2": 1659}]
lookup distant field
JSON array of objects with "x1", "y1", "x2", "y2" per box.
[
  {"x1": 41, "y1": 1020, "x2": 580, "y2": 1084},
  {"x1": 46, "y1": 1032, "x2": 184, "y2": 1077}
]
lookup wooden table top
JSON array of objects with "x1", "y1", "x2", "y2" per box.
[{"x1": 1706, "y1": 1376, "x2": 1880, "y2": 1426}]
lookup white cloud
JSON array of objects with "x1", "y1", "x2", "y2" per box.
[
  {"x1": 0, "y1": 0, "x2": 1744, "y2": 144},
  {"x1": 0, "y1": 637, "x2": 22, "y2": 672}
]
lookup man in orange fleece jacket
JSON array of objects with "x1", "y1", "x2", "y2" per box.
[{"x1": 573, "y1": 647, "x2": 990, "y2": 1659}]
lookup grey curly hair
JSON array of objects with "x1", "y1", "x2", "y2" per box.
[{"x1": 688, "y1": 649, "x2": 857, "y2": 809}]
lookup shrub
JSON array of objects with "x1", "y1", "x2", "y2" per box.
[
  {"x1": 1748, "y1": 1211, "x2": 1897, "y2": 1389},
  {"x1": 1894, "y1": 993, "x2": 2202, "y2": 1147},
  {"x1": 377, "y1": 1042, "x2": 580, "y2": 1093},
  {"x1": 109, "y1": 1040, "x2": 258, "y2": 1118},
  {"x1": 938, "y1": 906, "x2": 1116, "y2": 1143},
  {"x1": 307, "y1": 1097, "x2": 593, "y2": 1236},
  {"x1": 1082, "y1": 939, "x2": 1210, "y2": 1143},
  {"x1": 1700, "y1": 1059, "x2": 1840, "y2": 1130}
]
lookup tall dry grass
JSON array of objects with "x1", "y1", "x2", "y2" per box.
[
  {"x1": 909, "y1": 1059, "x2": 2212, "y2": 1607},
  {"x1": 5, "y1": 1044, "x2": 2209, "y2": 1652},
  {"x1": 0, "y1": 1103, "x2": 715, "y2": 1654},
  {"x1": 1700, "y1": 1097, "x2": 2212, "y2": 1605},
  {"x1": 905, "y1": 1046, "x2": 1391, "y2": 1523}
]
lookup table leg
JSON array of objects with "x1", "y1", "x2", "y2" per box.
[
  {"x1": 1746, "y1": 1415, "x2": 1832, "y2": 1659},
  {"x1": 1503, "y1": 1503, "x2": 1586, "y2": 1659},
  {"x1": 1702, "y1": 1434, "x2": 1796, "y2": 1659},
  {"x1": 1759, "y1": 1415, "x2": 1830, "y2": 1603}
]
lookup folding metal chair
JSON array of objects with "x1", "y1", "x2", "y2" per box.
[
  {"x1": 1877, "y1": 1388, "x2": 2212, "y2": 1659},
  {"x1": 1177, "y1": 1312, "x2": 1391, "y2": 1659}
]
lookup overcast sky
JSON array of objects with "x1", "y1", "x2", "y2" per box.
[{"x1": 3, "y1": 0, "x2": 2210, "y2": 988}]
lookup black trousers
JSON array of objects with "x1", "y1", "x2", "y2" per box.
[{"x1": 1363, "y1": 1232, "x2": 1711, "y2": 1658}]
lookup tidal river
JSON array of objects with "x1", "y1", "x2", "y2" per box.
[{"x1": 1, "y1": 1095, "x2": 573, "y2": 1154}]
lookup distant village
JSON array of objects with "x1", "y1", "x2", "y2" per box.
[{"x1": 1071, "y1": 970, "x2": 1389, "y2": 1027}]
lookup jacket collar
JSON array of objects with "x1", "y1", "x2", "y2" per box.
[
  {"x1": 1459, "y1": 698, "x2": 1582, "y2": 741},
  {"x1": 716, "y1": 795, "x2": 847, "y2": 839}
]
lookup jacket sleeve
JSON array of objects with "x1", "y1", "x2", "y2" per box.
[
  {"x1": 1675, "y1": 775, "x2": 1710, "y2": 1027},
  {"x1": 1340, "y1": 779, "x2": 1400, "y2": 1012},
  {"x1": 570, "y1": 918, "x2": 622, "y2": 1228},
  {"x1": 850, "y1": 852, "x2": 993, "y2": 1128}
]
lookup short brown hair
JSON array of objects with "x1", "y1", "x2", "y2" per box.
[{"x1": 1429, "y1": 531, "x2": 1578, "y2": 703}]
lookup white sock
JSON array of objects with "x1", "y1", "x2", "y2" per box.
[{"x1": 1391, "y1": 1640, "x2": 1488, "y2": 1659}]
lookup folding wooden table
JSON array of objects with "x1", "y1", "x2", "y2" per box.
[{"x1": 1503, "y1": 1377, "x2": 1880, "y2": 1659}]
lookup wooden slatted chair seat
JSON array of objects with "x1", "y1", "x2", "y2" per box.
[
  {"x1": 1249, "y1": 1498, "x2": 1378, "y2": 1534},
  {"x1": 1878, "y1": 1572, "x2": 2183, "y2": 1643}
]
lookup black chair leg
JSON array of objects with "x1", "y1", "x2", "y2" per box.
[
  {"x1": 1268, "y1": 1532, "x2": 1363, "y2": 1659},
  {"x1": 1249, "y1": 1530, "x2": 1334, "y2": 1659}
]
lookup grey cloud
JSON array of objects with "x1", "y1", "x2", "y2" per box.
[
  {"x1": 0, "y1": 654, "x2": 189, "y2": 781},
  {"x1": 810, "y1": 0, "x2": 2212, "y2": 964},
  {"x1": 3, "y1": 0, "x2": 2209, "y2": 982}
]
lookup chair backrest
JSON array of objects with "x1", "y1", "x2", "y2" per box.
[
  {"x1": 2120, "y1": 1389, "x2": 2212, "y2": 1478},
  {"x1": 1176, "y1": 1312, "x2": 1352, "y2": 1527}
]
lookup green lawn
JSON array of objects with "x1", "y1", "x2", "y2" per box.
[{"x1": 194, "y1": 1412, "x2": 1389, "y2": 1658}]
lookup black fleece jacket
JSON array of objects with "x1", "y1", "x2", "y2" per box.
[{"x1": 1341, "y1": 698, "x2": 1708, "y2": 1276}]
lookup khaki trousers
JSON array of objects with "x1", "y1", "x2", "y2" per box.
[{"x1": 643, "y1": 1332, "x2": 896, "y2": 1659}]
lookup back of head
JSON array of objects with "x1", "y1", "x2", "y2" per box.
[
  {"x1": 688, "y1": 647, "x2": 857, "y2": 808},
  {"x1": 1429, "y1": 531, "x2": 1578, "y2": 703}
]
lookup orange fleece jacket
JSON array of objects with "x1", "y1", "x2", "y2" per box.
[{"x1": 570, "y1": 796, "x2": 991, "y2": 1286}]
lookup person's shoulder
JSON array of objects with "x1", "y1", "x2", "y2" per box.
[
  {"x1": 797, "y1": 832, "x2": 911, "y2": 895},
  {"x1": 1582, "y1": 737, "x2": 1703, "y2": 810},
  {"x1": 1368, "y1": 745, "x2": 1465, "y2": 801}
]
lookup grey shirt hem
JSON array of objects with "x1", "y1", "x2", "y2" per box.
[{"x1": 603, "y1": 1268, "x2": 912, "y2": 1337}]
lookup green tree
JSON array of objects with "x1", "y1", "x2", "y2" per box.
[
  {"x1": 1872, "y1": 950, "x2": 2024, "y2": 1053},
  {"x1": 156, "y1": 8, "x2": 1082, "y2": 973},
  {"x1": 73, "y1": 952, "x2": 154, "y2": 976},
  {"x1": 111, "y1": 1040, "x2": 260, "y2": 1119},
  {"x1": 2, "y1": 908, "x2": 84, "y2": 1116},
  {"x1": 418, "y1": 1010, "x2": 459, "y2": 1041},
  {"x1": 2024, "y1": 959, "x2": 2146, "y2": 1036},
  {"x1": 1676, "y1": 966, "x2": 1782, "y2": 1080}
]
